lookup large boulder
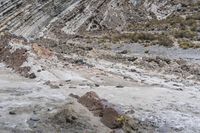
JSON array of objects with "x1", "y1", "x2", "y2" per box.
[{"x1": 78, "y1": 91, "x2": 125, "y2": 129}]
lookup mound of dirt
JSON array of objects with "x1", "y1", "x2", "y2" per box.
[{"x1": 41, "y1": 99, "x2": 111, "y2": 133}]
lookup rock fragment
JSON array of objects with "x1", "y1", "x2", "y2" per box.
[
  {"x1": 69, "y1": 93, "x2": 80, "y2": 99},
  {"x1": 101, "y1": 107, "x2": 123, "y2": 129},
  {"x1": 78, "y1": 91, "x2": 104, "y2": 116},
  {"x1": 9, "y1": 111, "x2": 16, "y2": 115},
  {"x1": 116, "y1": 85, "x2": 124, "y2": 88},
  {"x1": 29, "y1": 73, "x2": 36, "y2": 79}
]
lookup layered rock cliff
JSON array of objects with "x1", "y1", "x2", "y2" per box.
[{"x1": 1, "y1": 0, "x2": 199, "y2": 38}]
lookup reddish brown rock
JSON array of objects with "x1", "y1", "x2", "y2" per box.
[
  {"x1": 78, "y1": 91, "x2": 104, "y2": 116},
  {"x1": 32, "y1": 43, "x2": 53, "y2": 59},
  {"x1": 78, "y1": 91, "x2": 125, "y2": 129},
  {"x1": 101, "y1": 107, "x2": 123, "y2": 129},
  {"x1": 0, "y1": 34, "x2": 30, "y2": 77},
  {"x1": 0, "y1": 33, "x2": 38, "y2": 79}
]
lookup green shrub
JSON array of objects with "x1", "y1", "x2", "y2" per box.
[
  {"x1": 168, "y1": 16, "x2": 184, "y2": 26},
  {"x1": 179, "y1": 40, "x2": 194, "y2": 49},
  {"x1": 111, "y1": 32, "x2": 157, "y2": 43},
  {"x1": 157, "y1": 36, "x2": 174, "y2": 47},
  {"x1": 136, "y1": 33, "x2": 157, "y2": 41},
  {"x1": 190, "y1": 25, "x2": 198, "y2": 31},
  {"x1": 174, "y1": 30, "x2": 197, "y2": 39}
]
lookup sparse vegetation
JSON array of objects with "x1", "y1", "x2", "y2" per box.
[
  {"x1": 179, "y1": 40, "x2": 194, "y2": 49},
  {"x1": 95, "y1": 1, "x2": 200, "y2": 49},
  {"x1": 110, "y1": 32, "x2": 157, "y2": 43},
  {"x1": 186, "y1": 13, "x2": 200, "y2": 20},
  {"x1": 97, "y1": 32, "x2": 175, "y2": 47},
  {"x1": 157, "y1": 35, "x2": 174, "y2": 47},
  {"x1": 174, "y1": 30, "x2": 197, "y2": 39},
  {"x1": 116, "y1": 115, "x2": 127, "y2": 125},
  {"x1": 178, "y1": 40, "x2": 200, "y2": 49}
]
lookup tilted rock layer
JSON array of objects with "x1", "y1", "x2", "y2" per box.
[{"x1": 1, "y1": 0, "x2": 199, "y2": 38}]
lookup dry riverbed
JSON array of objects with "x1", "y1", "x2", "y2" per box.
[
  {"x1": 0, "y1": 33, "x2": 200, "y2": 133},
  {"x1": 0, "y1": 43, "x2": 200, "y2": 132}
]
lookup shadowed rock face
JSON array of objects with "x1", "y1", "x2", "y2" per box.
[{"x1": 1, "y1": 0, "x2": 198, "y2": 38}]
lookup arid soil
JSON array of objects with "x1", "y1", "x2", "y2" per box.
[
  {"x1": 1, "y1": 0, "x2": 200, "y2": 133},
  {"x1": 0, "y1": 32, "x2": 200, "y2": 133}
]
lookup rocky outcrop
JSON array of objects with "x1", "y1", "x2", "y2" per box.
[
  {"x1": 0, "y1": 32, "x2": 35, "y2": 78},
  {"x1": 77, "y1": 91, "x2": 159, "y2": 131},
  {"x1": 0, "y1": 0, "x2": 80, "y2": 38},
  {"x1": 78, "y1": 91, "x2": 124, "y2": 129},
  {"x1": 1, "y1": 0, "x2": 199, "y2": 38}
]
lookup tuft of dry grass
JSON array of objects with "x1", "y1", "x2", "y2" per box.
[
  {"x1": 174, "y1": 30, "x2": 197, "y2": 39},
  {"x1": 178, "y1": 40, "x2": 200, "y2": 49},
  {"x1": 157, "y1": 35, "x2": 174, "y2": 47},
  {"x1": 179, "y1": 40, "x2": 194, "y2": 49},
  {"x1": 111, "y1": 32, "x2": 157, "y2": 43}
]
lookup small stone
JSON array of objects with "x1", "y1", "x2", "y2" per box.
[
  {"x1": 44, "y1": 81, "x2": 51, "y2": 85},
  {"x1": 173, "y1": 84, "x2": 179, "y2": 87},
  {"x1": 130, "y1": 69, "x2": 136, "y2": 72},
  {"x1": 50, "y1": 84, "x2": 60, "y2": 89},
  {"x1": 116, "y1": 85, "x2": 124, "y2": 88},
  {"x1": 9, "y1": 111, "x2": 16, "y2": 115},
  {"x1": 123, "y1": 76, "x2": 129, "y2": 79},
  {"x1": 69, "y1": 93, "x2": 80, "y2": 99},
  {"x1": 125, "y1": 109, "x2": 135, "y2": 114},
  {"x1": 30, "y1": 116, "x2": 40, "y2": 121},
  {"x1": 59, "y1": 83, "x2": 64, "y2": 86},
  {"x1": 33, "y1": 111, "x2": 37, "y2": 114},
  {"x1": 175, "y1": 88, "x2": 183, "y2": 91},
  {"x1": 119, "y1": 50, "x2": 128, "y2": 54},
  {"x1": 111, "y1": 129, "x2": 124, "y2": 133},
  {"x1": 145, "y1": 50, "x2": 149, "y2": 54},
  {"x1": 74, "y1": 59, "x2": 85, "y2": 65},
  {"x1": 95, "y1": 84, "x2": 100, "y2": 87},
  {"x1": 79, "y1": 83, "x2": 85, "y2": 86},
  {"x1": 29, "y1": 73, "x2": 36, "y2": 79},
  {"x1": 69, "y1": 86, "x2": 76, "y2": 89},
  {"x1": 127, "y1": 57, "x2": 137, "y2": 62},
  {"x1": 85, "y1": 46, "x2": 93, "y2": 51},
  {"x1": 65, "y1": 80, "x2": 71, "y2": 82}
]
